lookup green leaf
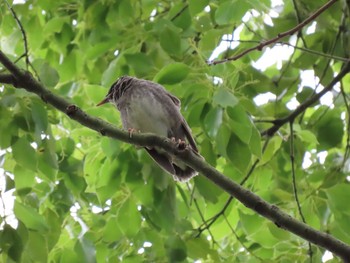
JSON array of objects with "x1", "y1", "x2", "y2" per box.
[
  {"x1": 102, "y1": 58, "x2": 121, "y2": 87},
  {"x1": 118, "y1": 0, "x2": 134, "y2": 24},
  {"x1": 0, "y1": 224, "x2": 23, "y2": 262},
  {"x1": 117, "y1": 198, "x2": 142, "y2": 237},
  {"x1": 200, "y1": 138, "x2": 216, "y2": 166},
  {"x1": 226, "y1": 105, "x2": 252, "y2": 144},
  {"x1": 85, "y1": 84, "x2": 108, "y2": 104},
  {"x1": 260, "y1": 136, "x2": 283, "y2": 165},
  {"x1": 14, "y1": 165, "x2": 35, "y2": 193},
  {"x1": 227, "y1": 133, "x2": 251, "y2": 174},
  {"x1": 96, "y1": 158, "x2": 122, "y2": 203},
  {"x1": 250, "y1": 223, "x2": 279, "y2": 248},
  {"x1": 315, "y1": 110, "x2": 343, "y2": 150},
  {"x1": 194, "y1": 176, "x2": 222, "y2": 203},
  {"x1": 14, "y1": 201, "x2": 48, "y2": 232},
  {"x1": 1, "y1": 13, "x2": 17, "y2": 35},
  {"x1": 39, "y1": 63, "x2": 60, "y2": 88},
  {"x1": 187, "y1": 238, "x2": 220, "y2": 261},
  {"x1": 199, "y1": 29, "x2": 223, "y2": 51},
  {"x1": 12, "y1": 137, "x2": 37, "y2": 171},
  {"x1": 213, "y1": 88, "x2": 239, "y2": 108},
  {"x1": 124, "y1": 53, "x2": 154, "y2": 76},
  {"x1": 326, "y1": 184, "x2": 350, "y2": 216},
  {"x1": 188, "y1": 0, "x2": 209, "y2": 15},
  {"x1": 86, "y1": 41, "x2": 116, "y2": 59},
  {"x1": 152, "y1": 186, "x2": 176, "y2": 231},
  {"x1": 249, "y1": 125, "x2": 262, "y2": 158},
  {"x1": 239, "y1": 210, "x2": 264, "y2": 234},
  {"x1": 165, "y1": 235, "x2": 187, "y2": 262},
  {"x1": 0, "y1": 118, "x2": 15, "y2": 148},
  {"x1": 296, "y1": 86, "x2": 314, "y2": 103},
  {"x1": 160, "y1": 26, "x2": 181, "y2": 56},
  {"x1": 216, "y1": 124, "x2": 231, "y2": 158},
  {"x1": 154, "y1": 63, "x2": 190, "y2": 85},
  {"x1": 170, "y1": 3, "x2": 192, "y2": 30},
  {"x1": 27, "y1": 17, "x2": 45, "y2": 50},
  {"x1": 100, "y1": 137, "x2": 122, "y2": 159},
  {"x1": 58, "y1": 50, "x2": 78, "y2": 81},
  {"x1": 204, "y1": 106, "x2": 223, "y2": 138},
  {"x1": 215, "y1": 1, "x2": 250, "y2": 25},
  {"x1": 74, "y1": 236, "x2": 96, "y2": 263},
  {"x1": 31, "y1": 101, "x2": 48, "y2": 136},
  {"x1": 295, "y1": 129, "x2": 319, "y2": 145},
  {"x1": 56, "y1": 137, "x2": 75, "y2": 157},
  {"x1": 43, "y1": 17, "x2": 67, "y2": 35},
  {"x1": 103, "y1": 218, "x2": 123, "y2": 242}
]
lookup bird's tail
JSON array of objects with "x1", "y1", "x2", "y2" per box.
[{"x1": 173, "y1": 164, "x2": 198, "y2": 182}]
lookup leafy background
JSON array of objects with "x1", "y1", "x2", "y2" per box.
[{"x1": 0, "y1": 0, "x2": 350, "y2": 262}]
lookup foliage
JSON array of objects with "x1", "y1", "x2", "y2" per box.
[{"x1": 0, "y1": 0, "x2": 350, "y2": 262}]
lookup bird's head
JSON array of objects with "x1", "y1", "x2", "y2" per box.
[{"x1": 97, "y1": 76, "x2": 134, "y2": 106}]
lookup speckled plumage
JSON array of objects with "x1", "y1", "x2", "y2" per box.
[{"x1": 99, "y1": 76, "x2": 198, "y2": 181}]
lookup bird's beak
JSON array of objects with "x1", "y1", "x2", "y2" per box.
[{"x1": 96, "y1": 97, "x2": 109, "y2": 106}]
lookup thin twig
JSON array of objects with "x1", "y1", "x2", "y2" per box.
[
  {"x1": 209, "y1": 0, "x2": 339, "y2": 65},
  {"x1": 170, "y1": 4, "x2": 188, "y2": 21},
  {"x1": 4, "y1": 0, "x2": 29, "y2": 69},
  {"x1": 291, "y1": 0, "x2": 308, "y2": 48},
  {"x1": 196, "y1": 195, "x2": 233, "y2": 236},
  {"x1": 220, "y1": 39, "x2": 350, "y2": 62},
  {"x1": 185, "y1": 184, "x2": 218, "y2": 246},
  {"x1": 280, "y1": 42, "x2": 349, "y2": 62},
  {"x1": 340, "y1": 83, "x2": 350, "y2": 167},
  {"x1": 289, "y1": 121, "x2": 313, "y2": 260}
]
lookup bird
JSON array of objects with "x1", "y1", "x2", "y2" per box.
[{"x1": 97, "y1": 76, "x2": 198, "y2": 182}]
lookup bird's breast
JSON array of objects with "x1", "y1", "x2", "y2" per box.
[{"x1": 119, "y1": 91, "x2": 175, "y2": 137}]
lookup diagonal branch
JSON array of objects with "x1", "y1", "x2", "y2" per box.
[
  {"x1": 1, "y1": 50, "x2": 350, "y2": 261},
  {"x1": 261, "y1": 61, "x2": 350, "y2": 136},
  {"x1": 210, "y1": 0, "x2": 339, "y2": 65},
  {"x1": 0, "y1": 73, "x2": 16, "y2": 85}
]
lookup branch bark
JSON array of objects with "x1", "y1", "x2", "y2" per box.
[
  {"x1": 1, "y1": 50, "x2": 350, "y2": 261},
  {"x1": 0, "y1": 73, "x2": 16, "y2": 85}
]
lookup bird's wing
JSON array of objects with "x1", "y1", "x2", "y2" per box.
[
  {"x1": 145, "y1": 148, "x2": 176, "y2": 175},
  {"x1": 146, "y1": 80, "x2": 181, "y2": 107},
  {"x1": 145, "y1": 80, "x2": 197, "y2": 152},
  {"x1": 160, "y1": 87, "x2": 197, "y2": 152},
  {"x1": 166, "y1": 93, "x2": 181, "y2": 107},
  {"x1": 181, "y1": 118, "x2": 198, "y2": 152}
]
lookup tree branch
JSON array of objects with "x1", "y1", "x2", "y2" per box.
[
  {"x1": 1, "y1": 50, "x2": 350, "y2": 261},
  {"x1": 220, "y1": 39, "x2": 350, "y2": 62},
  {"x1": 4, "y1": 0, "x2": 30, "y2": 69},
  {"x1": 209, "y1": 0, "x2": 339, "y2": 65},
  {"x1": 261, "y1": 61, "x2": 350, "y2": 136},
  {"x1": 0, "y1": 73, "x2": 16, "y2": 85}
]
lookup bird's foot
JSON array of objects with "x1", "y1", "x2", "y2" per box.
[
  {"x1": 170, "y1": 137, "x2": 187, "y2": 150},
  {"x1": 128, "y1": 128, "x2": 140, "y2": 138}
]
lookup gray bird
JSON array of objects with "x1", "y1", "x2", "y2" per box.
[{"x1": 97, "y1": 76, "x2": 198, "y2": 181}]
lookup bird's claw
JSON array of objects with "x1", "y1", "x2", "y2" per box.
[
  {"x1": 170, "y1": 137, "x2": 187, "y2": 150},
  {"x1": 128, "y1": 128, "x2": 140, "y2": 138}
]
